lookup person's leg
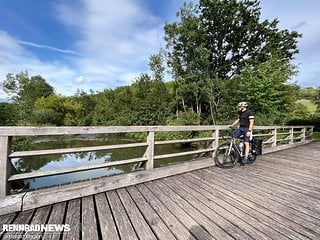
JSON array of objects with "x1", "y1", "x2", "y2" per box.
[
  {"x1": 243, "y1": 129, "x2": 250, "y2": 164},
  {"x1": 233, "y1": 128, "x2": 241, "y2": 139}
]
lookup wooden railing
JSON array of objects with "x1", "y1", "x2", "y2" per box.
[{"x1": 0, "y1": 125, "x2": 313, "y2": 214}]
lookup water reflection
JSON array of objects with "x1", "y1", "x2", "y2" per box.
[{"x1": 11, "y1": 134, "x2": 202, "y2": 190}]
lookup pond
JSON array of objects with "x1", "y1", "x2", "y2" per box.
[{"x1": 11, "y1": 134, "x2": 207, "y2": 190}]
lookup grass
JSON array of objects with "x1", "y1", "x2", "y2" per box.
[
  {"x1": 296, "y1": 99, "x2": 317, "y2": 114},
  {"x1": 313, "y1": 132, "x2": 320, "y2": 141}
]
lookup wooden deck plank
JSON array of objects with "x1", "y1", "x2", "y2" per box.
[
  {"x1": 250, "y1": 156, "x2": 320, "y2": 185},
  {"x1": 161, "y1": 177, "x2": 276, "y2": 240},
  {"x1": 235, "y1": 162, "x2": 320, "y2": 199},
  {"x1": 82, "y1": 195, "x2": 99, "y2": 240},
  {"x1": 253, "y1": 158, "x2": 319, "y2": 184},
  {"x1": 42, "y1": 202, "x2": 67, "y2": 240},
  {"x1": 126, "y1": 186, "x2": 177, "y2": 240},
  {"x1": 2, "y1": 209, "x2": 34, "y2": 240},
  {"x1": 136, "y1": 183, "x2": 196, "y2": 240},
  {"x1": 153, "y1": 179, "x2": 234, "y2": 240},
  {"x1": 95, "y1": 193, "x2": 119, "y2": 240},
  {"x1": 63, "y1": 199, "x2": 81, "y2": 240},
  {"x1": 22, "y1": 158, "x2": 213, "y2": 211},
  {"x1": 275, "y1": 150, "x2": 320, "y2": 162},
  {"x1": 116, "y1": 188, "x2": 157, "y2": 240},
  {"x1": 263, "y1": 154, "x2": 320, "y2": 173},
  {"x1": 23, "y1": 205, "x2": 51, "y2": 240},
  {"x1": 0, "y1": 213, "x2": 16, "y2": 239},
  {"x1": 202, "y1": 166, "x2": 320, "y2": 223},
  {"x1": 144, "y1": 181, "x2": 213, "y2": 240},
  {"x1": 261, "y1": 154, "x2": 320, "y2": 175},
  {"x1": 232, "y1": 161, "x2": 320, "y2": 200},
  {"x1": 106, "y1": 190, "x2": 138, "y2": 240},
  {"x1": 0, "y1": 212, "x2": 16, "y2": 225},
  {"x1": 0, "y1": 143, "x2": 319, "y2": 239},
  {"x1": 279, "y1": 143, "x2": 320, "y2": 156},
  {"x1": 219, "y1": 165, "x2": 320, "y2": 215},
  {"x1": 258, "y1": 155, "x2": 320, "y2": 178},
  {"x1": 180, "y1": 173, "x2": 314, "y2": 240},
  {"x1": 187, "y1": 171, "x2": 320, "y2": 240},
  {"x1": 195, "y1": 169, "x2": 320, "y2": 235}
]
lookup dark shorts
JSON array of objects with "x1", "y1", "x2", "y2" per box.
[{"x1": 234, "y1": 127, "x2": 250, "y2": 142}]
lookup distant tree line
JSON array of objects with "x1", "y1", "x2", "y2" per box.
[{"x1": 1, "y1": 0, "x2": 319, "y2": 127}]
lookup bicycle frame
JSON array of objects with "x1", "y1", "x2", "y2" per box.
[
  {"x1": 215, "y1": 130, "x2": 257, "y2": 168},
  {"x1": 227, "y1": 137, "x2": 244, "y2": 161}
]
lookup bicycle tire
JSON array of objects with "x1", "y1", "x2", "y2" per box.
[
  {"x1": 215, "y1": 142, "x2": 238, "y2": 168},
  {"x1": 247, "y1": 151, "x2": 257, "y2": 164}
]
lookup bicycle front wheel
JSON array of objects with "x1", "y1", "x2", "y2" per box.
[{"x1": 214, "y1": 142, "x2": 238, "y2": 168}]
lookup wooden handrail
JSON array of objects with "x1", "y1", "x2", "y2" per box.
[
  {"x1": 0, "y1": 125, "x2": 313, "y2": 136},
  {"x1": 9, "y1": 142, "x2": 148, "y2": 158},
  {"x1": 0, "y1": 125, "x2": 314, "y2": 199}
]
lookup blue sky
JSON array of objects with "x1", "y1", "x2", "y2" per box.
[{"x1": 0, "y1": 0, "x2": 319, "y2": 99}]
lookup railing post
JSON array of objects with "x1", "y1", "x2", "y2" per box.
[
  {"x1": 301, "y1": 127, "x2": 306, "y2": 142},
  {"x1": 272, "y1": 128, "x2": 277, "y2": 147},
  {"x1": 213, "y1": 129, "x2": 219, "y2": 150},
  {"x1": 145, "y1": 132, "x2": 154, "y2": 170},
  {"x1": 290, "y1": 128, "x2": 294, "y2": 144},
  {"x1": 0, "y1": 136, "x2": 12, "y2": 197},
  {"x1": 310, "y1": 127, "x2": 314, "y2": 140}
]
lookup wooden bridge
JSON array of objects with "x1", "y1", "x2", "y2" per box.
[{"x1": 0, "y1": 125, "x2": 318, "y2": 239}]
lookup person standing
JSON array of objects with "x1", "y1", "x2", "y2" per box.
[{"x1": 229, "y1": 102, "x2": 254, "y2": 164}]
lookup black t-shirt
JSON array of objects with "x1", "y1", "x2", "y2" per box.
[{"x1": 238, "y1": 110, "x2": 254, "y2": 128}]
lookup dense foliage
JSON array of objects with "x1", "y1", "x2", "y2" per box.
[{"x1": 0, "y1": 0, "x2": 318, "y2": 127}]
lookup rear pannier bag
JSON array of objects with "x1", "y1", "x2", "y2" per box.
[{"x1": 251, "y1": 137, "x2": 263, "y2": 155}]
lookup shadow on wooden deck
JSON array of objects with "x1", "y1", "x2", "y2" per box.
[{"x1": 0, "y1": 143, "x2": 320, "y2": 240}]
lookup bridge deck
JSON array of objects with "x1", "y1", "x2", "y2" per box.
[{"x1": 0, "y1": 143, "x2": 320, "y2": 240}]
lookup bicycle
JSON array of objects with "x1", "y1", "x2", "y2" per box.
[{"x1": 214, "y1": 130, "x2": 257, "y2": 168}]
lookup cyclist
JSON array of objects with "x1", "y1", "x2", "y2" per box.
[{"x1": 229, "y1": 102, "x2": 254, "y2": 165}]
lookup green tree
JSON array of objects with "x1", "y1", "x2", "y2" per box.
[
  {"x1": 299, "y1": 87, "x2": 318, "y2": 101},
  {"x1": 315, "y1": 87, "x2": 320, "y2": 116},
  {"x1": 236, "y1": 57, "x2": 298, "y2": 124},
  {"x1": 199, "y1": 0, "x2": 301, "y2": 79},
  {"x1": 33, "y1": 95, "x2": 82, "y2": 126},
  {"x1": 72, "y1": 89, "x2": 97, "y2": 125},
  {"x1": 164, "y1": 0, "x2": 301, "y2": 123},
  {"x1": 0, "y1": 102, "x2": 17, "y2": 125},
  {"x1": 131, "y1": 73, "x2": 170, "y2": 125},
  {"x1": 92, "y1": 89, "x2": 116, "y2": 125},
  {"x1": 165, "y1": 2, "x2": 210, "y2": 119},
  {"x1": 2, "y1": 71, "x2": 55, "y2": 124}
]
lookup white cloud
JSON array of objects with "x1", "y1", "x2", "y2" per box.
[
  {"x1": 260, "y1": 0, "x2": 320, "y2": 87},
  {"x1": 73, "y1": 75, "x2": 86, "y2": 84},
  {"x1": 1, "y1": 0, "x2": 168, "y2": 99},
  {"x1": 2, "y1": 0, "x2": 318, "y2": 103},
  {"x1": 0, "y1": 31, "x2": 79, "y2": 98},
  {"x1": 55, "y1": 0, "x2": 164, "y2": 86}
]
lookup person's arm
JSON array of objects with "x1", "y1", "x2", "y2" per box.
[
  {"x1": 230, "y1": 119, "x2": 240, "y2": 127},
  {"x1": 246, "y1": 119, "x2": 254, "y2": 137},
  {"x1": 248, "y1": 119, "x2": 254, "y2": 131}
]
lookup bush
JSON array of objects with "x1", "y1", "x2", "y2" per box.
[
  {"x1": 32, "y1": 108, "x2": 63, "y2": 125},
  {"x1": 286, "y1": 116, "x2": 320, "y2": 132},
  {"x1": 155, "y1": 111, "x2": 200, "y2": 146}
]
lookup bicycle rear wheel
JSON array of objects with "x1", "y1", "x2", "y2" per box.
[
  {"x1": 215, "y1": 142, "x2": 238, "y2": 168},
  {"x1": 247, "y1": 151, "x2": 257, "y2": 164}
]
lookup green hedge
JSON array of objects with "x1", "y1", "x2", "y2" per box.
[{"x1": 287, "y1": 117, "x2": 320, "y2": 132}]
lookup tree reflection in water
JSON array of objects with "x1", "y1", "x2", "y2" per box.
[{"x1": 11, "y1": 134, "x2": 198, "y2": 190}]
